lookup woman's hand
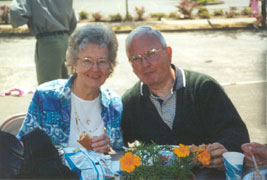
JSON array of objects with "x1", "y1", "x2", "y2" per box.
[
  {"x1": 241, "y1": 142, "x2": 267, "y2": 167},
  {"x1": 206, "y1": 142, "x2": 228, "y2": 170},
  {"x1": 91, "y1": 134, "x2": 111, "y2": 154}
]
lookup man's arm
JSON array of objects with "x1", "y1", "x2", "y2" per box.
[
  {"x1": 121, "y1": 103, "x2": 133, "y2": 147},
  {"x1": 10, "y1": 0, "x2": 31, "y2": 28},
  {"x1": 121, "y1": 87, "x2": 139, "y2": 147},
  {"x1": 196, "y1": 78, "x2": 249, "y2": 170},
  {"x1": 69, "y1": 9, "x2": 77, "y2": 34},
  {"x1": 198, "y1": 79, "x2": 250, "y2": 152}
]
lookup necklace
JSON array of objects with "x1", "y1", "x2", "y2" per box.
[{"x1": 72, "y1": 96, "x2": 101, "y2": 134}]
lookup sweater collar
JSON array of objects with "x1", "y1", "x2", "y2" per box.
[{"x1": 140, "y1": 64, "x2": 186, "y2": 96}]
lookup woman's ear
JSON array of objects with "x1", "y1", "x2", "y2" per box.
[{"x1": 72, "y1": 60, "x2": 79, "y2": 73}]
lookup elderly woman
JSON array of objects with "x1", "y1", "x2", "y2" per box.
[{"x1": 17, "y1": 24, "x2": 124, "y2": 153}]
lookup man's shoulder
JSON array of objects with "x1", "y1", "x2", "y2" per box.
[
  {"x1": 122, "y1": 81, "x2": 141, "y2": 103},
  {"x1": 183, "y1": 69, "x2": 219, "y2": 87}
]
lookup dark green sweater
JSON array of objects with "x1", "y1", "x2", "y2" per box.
[{"x1": 122, "y1": 70, "x2": 249, "y2": 152}]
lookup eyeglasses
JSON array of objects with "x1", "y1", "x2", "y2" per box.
[
  {"x1": 130, "y1": 48, "x2": 162, "y2": 66},
  {"x1": 78, "y1": 57, "x2": 110, "y2": 70}
]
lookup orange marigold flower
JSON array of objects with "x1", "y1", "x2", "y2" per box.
[
  {"x1": 134, "y1": 155, "x2": 141, "y2": 167},
  {"x1": 173, "y1": 144, "x2": 190, "y2": 158},
  {"x1": 120, "y1": 152, "x2": 141, "y2": 173},
  {"x1": 190, "y1": 144, "x2": 203, "y2": 153},
  {"x1": 197, "y1": 149, "x2": 210, "y2": 165}
]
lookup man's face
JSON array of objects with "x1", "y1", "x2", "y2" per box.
[{"x1": 128, "y1": 34, "x2": 172, "y2": 88}]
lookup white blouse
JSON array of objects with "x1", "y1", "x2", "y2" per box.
[{"x1": 68, "y1": 92, "x2": 104, "y2": 148}]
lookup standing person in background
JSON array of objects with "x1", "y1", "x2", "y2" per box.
[
  {"x1": 250, "y1": 0, "x2": 263, "y2": 29},
  {"x1": 10, "y1": 0, "x2": 77, "y2": 84}
]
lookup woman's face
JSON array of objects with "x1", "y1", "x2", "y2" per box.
[{"x1": 74, "y1": 43, "x2": 111, "y2": 91}]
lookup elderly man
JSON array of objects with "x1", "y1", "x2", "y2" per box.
[{"x1": 121, "y1": 26, "x2": 250, "y2": 171}]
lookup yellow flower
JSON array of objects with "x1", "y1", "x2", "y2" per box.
[
  {"x1": 173, "y1": 144, "x2": 190, "y2": 158},
  {"x1": 197, "y1": 149, "x2": 210, "y2": 165},
  {"x1": 120, "y1": 152, "x2": 141, "y2": 173}
]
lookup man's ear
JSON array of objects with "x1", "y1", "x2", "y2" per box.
[{"x1": 166, "y1": 46, "x2": 172, "y2": 63}]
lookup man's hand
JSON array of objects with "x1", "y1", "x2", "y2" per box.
[
  {"x1": 206, "y1": 142, "x2": 228, "y2": 170},
  {"x1": 241, "y1": 142, "x2": 267, "y2": 167},
  {"x1": 91, "y1": 134, "x2": 111, "y2": 154}
]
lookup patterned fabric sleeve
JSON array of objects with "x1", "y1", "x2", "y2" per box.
[
  {"x1": 109, "y1": 96, "x2": 124, "y2": 151},
  {"x1": 100, "y1": 86, "x2": 124, "y2": 151},
  {"x1": 16, "y1": 90, "x2": 42, "y2": 141}
]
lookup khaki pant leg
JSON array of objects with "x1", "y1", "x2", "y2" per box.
[{"x1": 34, "y1": 33, "x2": 69, "y2": 85}]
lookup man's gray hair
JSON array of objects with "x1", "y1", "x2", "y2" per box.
[
  {"x1": 125, "y1": 26, "x2": 167, "y2": 58},
  {"x1": 66, "y1": 24, "x2": 118, "y2": 74}
]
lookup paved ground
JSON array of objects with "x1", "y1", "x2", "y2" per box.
[
  {"x1": 0, "y1": 18, "x2": 266, "y2": 144},
  {"x1": 224, "y1": 82, "x2": 266, "y2": 144}
]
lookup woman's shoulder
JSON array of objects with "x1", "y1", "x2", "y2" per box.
[
  {"x1": 37, "y1": 79, "x2": 68, "y2": 91},
  {"x1": 100, "y1": 86, "x2": 121, "y2": 99},
  {"x1": 35, "y1": 79, "x2": 70, "y2": 97},
  {"x1": 100, "y1": 86, "x2": 122, "y2": 109}
]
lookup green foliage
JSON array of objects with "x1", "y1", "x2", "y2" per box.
[
  {"x1": 225, "y1": 6, "x2": 238, "y2": 18},
  {"x1": 150, "y1": 12, "x2": 167, "y2": 20},
  {"x1": 197, "y1": 0, "x2": 216, "y2": 5},
  {"x1": 79, "y1": 11, "x2": 89, "y2": 20},
  {"x1": 125, "y1": 14, "x2": 133, "y2": 21},
  {"x1": 234, "y1": 11, "x2": 241, "y2": 16},
  {"x1": 213, "y1": 9, "x2": 224, "y2": 16},
  {"x1": 92, "y1": 12, "x2": 103, "y2": 22},
  {"x1": 241, "y1": 7, "x2": 252, "y2": 16},
  {"x1": 197, "y1": 6, "x2": 210, "y2": 18},
  {"x1": 109, "y1": 13, "x2": 123, "y2": 22},
  {"x1": 168, "y1": 12, "x2": 180, "y2": 19},
  {"x1": 135, "y1": 6, "x2": 145, "y2": 21}
]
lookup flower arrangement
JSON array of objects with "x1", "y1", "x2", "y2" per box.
[{"x1": 120, "y1": 142, "x2": 210, "y2": 180}]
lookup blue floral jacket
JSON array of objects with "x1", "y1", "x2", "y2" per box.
[{"x1": 17, "y1": 76, "x2": 124, "y2": 150}]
